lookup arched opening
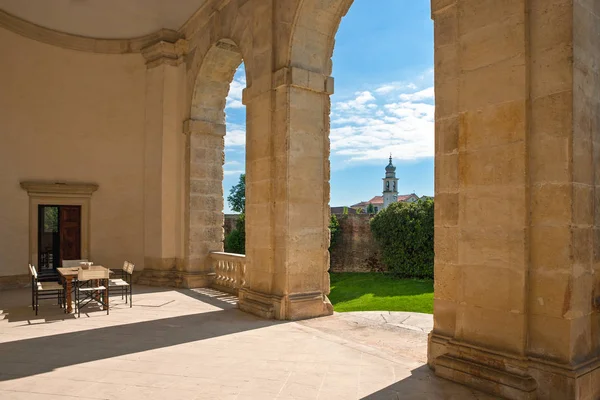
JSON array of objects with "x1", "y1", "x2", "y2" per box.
[
  {"x1": 222, "y1": 63, "x2": 246, "y2": 255},
  {"x1": 285, "y1": 1, "x2": 600, "y2": 398},
  {"x1": 326, "y1": 2, "x2": 434, "y2": 306},
  {"x1": 185, "y1": 39, "x2": 245, "y2": 288}
]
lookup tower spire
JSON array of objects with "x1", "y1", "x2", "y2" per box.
[{"x1": 382, "y1": 154, "x2": 399, "y2": 210}]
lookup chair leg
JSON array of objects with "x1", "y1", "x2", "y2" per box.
[
  {"x1": 129, "y1": 285, "x2": 132, "y2": 308},
  {"x1": 35, "y1": 292, "x2": 38, "y2": 316}
]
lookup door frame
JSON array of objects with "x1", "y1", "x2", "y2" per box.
[{"x1": 21, "y1": 181, "x2": 98, "y2": 268}]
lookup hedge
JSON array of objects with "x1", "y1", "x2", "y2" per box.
[{"x1": 370, "y1": 199, "x2": 434, "y2": 278}]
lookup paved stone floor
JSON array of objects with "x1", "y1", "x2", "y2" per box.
[{"x1": 0, "y1": 286, "x2": 497, "y2": 399}]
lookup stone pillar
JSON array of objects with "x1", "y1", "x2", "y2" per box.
[
  {"x1": 238, "y1": 66, "x2": 334, "y2": 320},
  {"x1": 182, "y1": 118, "x2": 225, "y2": 287},
  {"x1": 428, "y1": 1, "x2": 600, "y2": 399},
  {"x1": 138, "y1": 35, "x2": 189, "y2": 287}
]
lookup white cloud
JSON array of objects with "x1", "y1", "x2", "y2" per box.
[
  {"x1": 336, "y1": 91, "x2": 376, "y2": 112},
  {"x1": 374, "y1": 81, "x2": 417, "y2": 94},
  {"x1": 225, "y1": 126, "x2": 246, "y2": 147},
  {"x1": 224, "y1": 169, "x2": 245, "y2": 176},
  {"x1": 226, "y1": 75, "x2": 246, "y2": 109},
  {"x1": 329, "y1": 78, "x2": 434, "y2": 163},
  {"x1": 398, "y1": 86, "x2": 434, "y2": 102},
  {"x1": 222, "y1": 69, "x2": 435, "y2": 166}
]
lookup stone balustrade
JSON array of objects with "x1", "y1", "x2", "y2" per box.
[{"x1": 209, "y1": 251, "x2": 246, "y2": 295}]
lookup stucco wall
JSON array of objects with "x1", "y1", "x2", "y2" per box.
[{"x1": 0, "y1": 27, "x2": 146, "y2": 277}]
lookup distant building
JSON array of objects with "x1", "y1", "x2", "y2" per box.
[
  {"x1": 330, "y1": 206, "x2": 360, "y2": 215},
  {"x1": 349, "y1": 156, "x2": 423, "y2": 213},
  {"x1": 351, "y1": 193, "x2": 421, "y2": 213}
]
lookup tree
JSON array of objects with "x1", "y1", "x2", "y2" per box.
[
  {"x1": 225, "y1": 173, "x2": 246, "y2": 253},
  {"x1": 342, "y1": 206, "x2": 349, "y2": 216},
  {"x1": 355, "y1": 207, "x2": 363, "y2": 214},
  {"x1": 370, "y1": 199, "x2": 434, "y2": 279},
  {"x1": 227, "y1": 174, "x2": 245, "y2": 213},
  {"x1": 366, "y1": 203, "x2": 375, "y2": 214}
]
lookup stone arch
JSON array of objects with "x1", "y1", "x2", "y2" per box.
[
  {"x1": 182, "y1": 37, "x2": 245, "y2": 280},
  {"x1": 289, "y1": 0, "x2": 352, "y2": 75},
  {"x1": 190, "y1": 39, "x2": 244, "y2": 125},
  {"x1": 286, "y1": 1, "x2": 600, "y2": 398}
]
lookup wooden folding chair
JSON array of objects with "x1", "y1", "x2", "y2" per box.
[
  {"x1": 109, "y1": 261, "x2": 134, "y2": 307},
  {"x1": 75, "y1": 268, "x2": 109, "y2": 317},
  {"x1": 29, "y1": 264, "x2": 64, "y2": 315}
]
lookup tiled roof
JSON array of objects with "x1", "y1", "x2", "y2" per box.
[{"x1": 351, "y1": 194, "x2": 419, "y2": 208}]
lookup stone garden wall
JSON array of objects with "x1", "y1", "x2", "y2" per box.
[{"x1": 329, "y1": 214, "x2": 383, "y2": 273}]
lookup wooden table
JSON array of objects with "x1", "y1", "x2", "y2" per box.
[{"x1": 58, "y1": 266, "x2": 111, "y2": 313}]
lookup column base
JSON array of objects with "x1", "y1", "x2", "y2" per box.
[
  {"x1": 238, "y1": 288, "x2": 333, "y2": 320},
  {"x1": 428, "y1": 332, "x2": 600, "y2": 400},
  {"x1": 137, "y1": 257, "x2": 215, "y2": 288}
]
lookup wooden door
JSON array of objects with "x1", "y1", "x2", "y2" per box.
[{"x1": 59, "y1": 206, "x2": 81, "y2": 262}]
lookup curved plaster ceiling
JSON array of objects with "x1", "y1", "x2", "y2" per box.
[{"x1": 0, "y1": 0, "x2": 208, "y2": 39}]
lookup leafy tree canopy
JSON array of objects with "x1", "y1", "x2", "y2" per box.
[
  {"x1": 224, "y1": 213, "x2": 245, "y2": 254},
  {"x1": 227, "y1": 174, "x2": 245, "y2": 213}
]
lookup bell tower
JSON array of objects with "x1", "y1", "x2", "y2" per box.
[{"x1": 382, "y1": 154, "x2": 398, "y2": 209}]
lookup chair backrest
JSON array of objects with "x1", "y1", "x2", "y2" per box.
[
  {"x1": 78, "y1": 268, "x2": 109, "y2": 281},
  {"x1": 124, "y1": 261, "x2": 135, "y2": 275},
  {"x1": 28, "y1": 264, "x2": 37, "y2": 279}
]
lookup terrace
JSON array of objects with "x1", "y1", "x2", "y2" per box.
[{"x1": 0, "y1": 286, "x2": 494, "y2": 399}]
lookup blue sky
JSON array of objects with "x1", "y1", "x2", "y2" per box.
[{"x1": 223, "y1": 0, "x2": 434, "y2": 213}]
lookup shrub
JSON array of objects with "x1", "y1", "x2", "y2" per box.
[
  {"x1": 370, "y1": 199, "x2": 434, "y2": 278},
  {"x1": 224, "y1": 213, "x2": 245, "y2": 254},
  {"x1": 329, "y1": 214, "x2": 341, "y2": 250}
]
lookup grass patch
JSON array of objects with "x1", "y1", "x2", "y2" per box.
[{"x1": 329, "y1": 272, "x2": 433, "y2": 314}]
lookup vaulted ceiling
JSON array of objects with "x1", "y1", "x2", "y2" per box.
[{"x1": 0, "y1": 0, "x2": 208, "y2": 39}]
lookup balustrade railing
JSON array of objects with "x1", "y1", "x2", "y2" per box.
[{"x1": 209, "y1": 251, "x2": 246, "y2": 295}]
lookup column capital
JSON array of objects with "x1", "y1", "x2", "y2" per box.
[
  {"x1": 141, "y1": 34, "x2": 188, "y2": 69},
  {"x1": 182, "y1": 119, "x2": 226, "y2": 137},
  {"x1": 242, "y1": 66, "x2": 334, "y2": 105}
]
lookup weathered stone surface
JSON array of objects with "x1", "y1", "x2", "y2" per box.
[
  {"x1": 329, "y1": 214, "x2": 383, "y2": 273},
  {"x1": 1, "y1": 0, "x2": 599, "y2": 398}
]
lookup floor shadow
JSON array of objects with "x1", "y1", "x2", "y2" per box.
[
  {"x1": 176, "y1": 287, "x2": 240, "y2": 310},
  {"x1": 361, "y1": 365, "x2": 499, "y2": 400},
  {"x1": 0, "y1": 308, "x2": 282, "y2": 382},
  {"x1": 0, "y1": 285, "x2": 203, "y2": 323}
]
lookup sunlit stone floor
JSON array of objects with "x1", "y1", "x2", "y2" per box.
[{"x1": 0, "y1": 285, "x2": 497, "y2": 399}]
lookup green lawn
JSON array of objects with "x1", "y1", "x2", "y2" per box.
[{"x1": 329, "y1": 273, "x2": 433, "y2": 314}]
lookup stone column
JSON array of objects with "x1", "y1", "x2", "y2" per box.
[
  {"x1": 238, "y1": 66, "x2": 334, "y2": 320},
  {"x1": 182, "y1": 118, "x2": 225, "y2": 287},
  {"x1": 428, "y1": 1, "x2": 600, "y2": 399},
  {"x1": 138, "y1": 35, "x2": 189, "y2": 287}
]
